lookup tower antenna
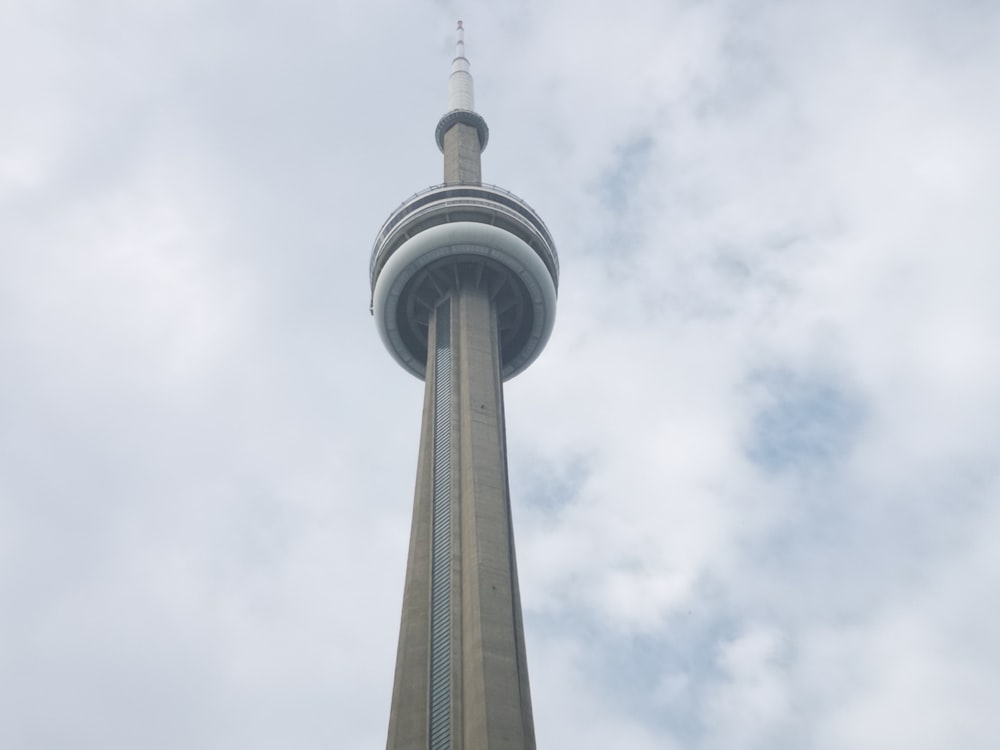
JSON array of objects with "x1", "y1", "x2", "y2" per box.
[
  {"x1": 448, "y1": 19, "x2": 474, "y2": 112},
  {"x1": 434, "y1": 20, "x2": 489, "y2": 167}
]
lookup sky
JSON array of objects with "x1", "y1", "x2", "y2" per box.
[{"x1": 2, "y1": 0, "x2": 999, "y2": 747}]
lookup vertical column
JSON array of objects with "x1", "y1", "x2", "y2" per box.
[
  {"x1": 443, "y1": 124, "x2": 482, "y2": 185},
  {"x1": 386, "y1": 304, "x2": 445, "y2": 750},
  {"x1": 387, "y1": 281, "x2": 536, "y2": 750},
  {"x1": 456, "y1": 283, "x2": 536, "y2": 750}
]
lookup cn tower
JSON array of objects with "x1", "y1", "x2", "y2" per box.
[{"x1": 369, "y1": 22, "x2": 558, "y2": 750}]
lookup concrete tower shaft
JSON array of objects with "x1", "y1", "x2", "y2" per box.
[
  {"x1": 373, "y1": 23, "x2": 555, "y2": 750},
  {"x1": 385, "y1": 292, "x2": 536, "y2": 750}
]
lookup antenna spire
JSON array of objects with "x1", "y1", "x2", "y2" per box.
[
  {"x1": 435, "y1": 21, "x2": 490, "y2": 172},
  {"x1": 448, "y1": 19, "x2": 474, "y2": 111}
]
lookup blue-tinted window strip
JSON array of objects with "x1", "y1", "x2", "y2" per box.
[{"x1": 429, "y1": 302, "x2": 452, "y2": 750}]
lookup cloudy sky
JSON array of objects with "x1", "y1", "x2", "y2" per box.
[{"x1": 3, "y1": 0, "x2": 999, "y2": 747}]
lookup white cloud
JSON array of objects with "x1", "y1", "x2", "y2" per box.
[{"x1": 2, "y1": 0, "x2": 999, "y2": 747}]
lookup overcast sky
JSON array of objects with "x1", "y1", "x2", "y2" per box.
[{"x1": 2, "y1": 0, "x2": 999, "y2": 748}]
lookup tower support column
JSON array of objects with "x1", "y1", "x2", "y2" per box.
[
  {"x1": 443, "y1": 123, "x2": 483, "y2": 185},
  {"x1": 456, "y1": 283, "x2": 535, "y2": 750},
  {"x1": 386, "y1": 282, "x2": 535, "y2": 750}
]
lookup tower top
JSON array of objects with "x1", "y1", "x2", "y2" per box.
[
  {"x1": 435, "y1": 21, "x2": 489, "y2": 153},
  {"x1": 370, "y1": 22, "x2": 559, "y2": 380},
  {"x1": 449, "y1": 20, "x2": 472, "y2": 110}
]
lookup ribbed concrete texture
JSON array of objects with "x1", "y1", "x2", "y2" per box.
[
  {"x1": 386, "y1": 281, "x2": 536, "y2": 750},
  {"x1": 444, "y1": 122, "x2": 482, "y2": 185}
]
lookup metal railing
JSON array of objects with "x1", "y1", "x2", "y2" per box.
[{"x1": 369, "y1": 183, "x2": 559, "y2": 280}]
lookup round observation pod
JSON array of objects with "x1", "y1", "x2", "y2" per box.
[{"x1": 370, "y1": 183, "x2": 559, "y2": 381}]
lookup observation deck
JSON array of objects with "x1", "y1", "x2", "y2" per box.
[{"x1": 370, "y1": 183, "x2": 559, "y2": 381}]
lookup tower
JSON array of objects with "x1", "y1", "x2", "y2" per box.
[{"x1": 369, "y1": 22, "x2": 559, "y2": 750}]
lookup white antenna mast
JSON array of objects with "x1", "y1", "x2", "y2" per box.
[{"x1": 448, "y1": 20, "x2": 475, "y2": 111}]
